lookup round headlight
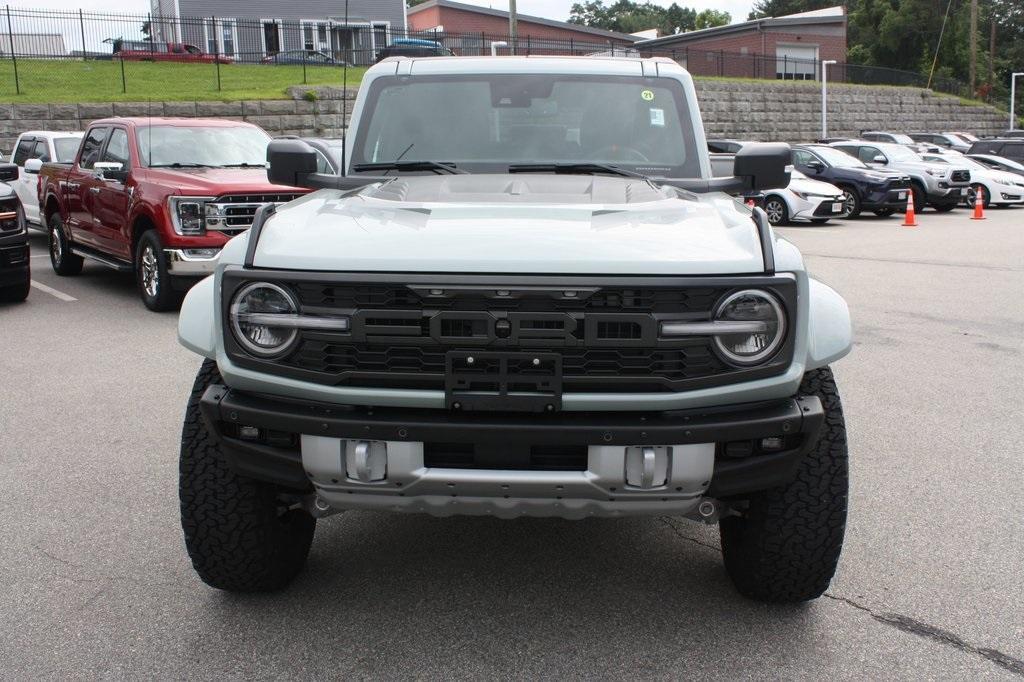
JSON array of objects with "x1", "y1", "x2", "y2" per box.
[
  {"x1": 230, "y1": 282, "x2": 299, "y2": 357},
  {"x1": 713, "y1": 289, "x2": 786, "y2": 365}
]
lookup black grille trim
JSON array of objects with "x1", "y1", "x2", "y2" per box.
[{"x1": 222, "y1": 270, "x2": 798, "y2": 395}]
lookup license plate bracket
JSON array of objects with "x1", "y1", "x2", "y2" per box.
[{"x1": 445, "y1": 351, "x2": 562, "y2": 412}]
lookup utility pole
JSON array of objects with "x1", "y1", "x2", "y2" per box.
[
  {"x1": 821, "y1": 60, "x2": 837, "y2": 139},
  {"x1": 969, "y1": 0, "x2": 977, "y2": 95},
  {"x1": 508, "y1": 0, "x2": 517, "y2": 55}
]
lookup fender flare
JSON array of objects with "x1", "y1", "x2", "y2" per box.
[
  {"x1": 178, "y1": 274, "x2": 217, "y2": 359},
  {"x1": 804, "y1": 276, "x2": 852, "y2": 370}
]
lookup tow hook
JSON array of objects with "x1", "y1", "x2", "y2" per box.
[{"x1": 303, "y1": 495, "x2": 343, "y2": 518}]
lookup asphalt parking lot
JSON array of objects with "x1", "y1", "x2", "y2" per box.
[{"x1": 1, "y1": 206, "x2": 1023, "y2": 679}]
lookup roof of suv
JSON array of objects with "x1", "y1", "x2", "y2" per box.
[{"x1": 368, "y1": 55, "x2": 683, "y2": 78}]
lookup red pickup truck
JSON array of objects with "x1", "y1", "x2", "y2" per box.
[
  {"x1": 113, "y1": 40, "x2": 233, "y2": 64},
  {"x1": 38, "y1": 117, "x2": 306, "y2": 310}
]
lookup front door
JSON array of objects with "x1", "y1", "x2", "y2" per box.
[
  {"x1": 11, "y1": 136, "x2": 39, "y2": 222},
  {"x1": 68, "y1": 126, "x2": 109, "y2": 248},
  {"x1": 91, "y1": 127, "x2": 132, "y2": 260},
  {"x1": 263, "y1": 22, "x2": 280, "y2": 55}
]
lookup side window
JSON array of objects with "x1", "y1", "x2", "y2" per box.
[
  {"x1": 1004, "y1": 144, "x2": 1024, "y2": 160},
  {"x1": 12, "y1": 138, "x2": 34, "y2": 166},
  {"x1": 858, "y1": 147, "x2": 880, "y2": 163},
  {"x1": 33, "y1": 140, "x2": 50, "y2": 162},
  {"x1": 793, "y1": 149, "x2": 815, "y2": 166},
  {"x1": 79, "y1": 127, "x2": 109, "y2": 170},
  {"x1": 101, "y1": 128, "x2": 131, "y2": 169}
]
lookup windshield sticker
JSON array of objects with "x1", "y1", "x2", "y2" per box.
[
  {"x1": 649, "y1": 108, "x2": 665, "y2": 127},
  {"x1": 641, "y1": 89, "x2": 655, "y2": 101}
]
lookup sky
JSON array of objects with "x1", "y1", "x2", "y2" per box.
[{"x1": 29, "y1": 0, "x2": 756, "y2": 26}]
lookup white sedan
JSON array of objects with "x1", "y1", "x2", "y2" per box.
[
  {"x1": 920, "y1": 152, "x2": 1024, "y2": 208},
  {"x1": 762, "y1": 170, "x2": 847, "y2": 226}
]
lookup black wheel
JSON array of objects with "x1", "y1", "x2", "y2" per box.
[
  {"x1": 837, "y1": 186, "x2": 861, "y2": 218},
  {"x1": 180, "y1": 359, "x2": 316, "y2": 592},
  {"x1": 763, "y1": 196, "x2": 789, "y2": 225},
  {"x1": 911, "y1": 182, "x2": 926, "y2": 213},
  {"x1": 135, "y1": 230, "x2": 180, "y2": 311},
  {"x1": 873, "y1": 208, "x2": 896, "y2": 217},
  {"x1": 0, "y1": 277, "x2": 30, "y2": 302},
  {"x1": 48, "y1": 213, "x2": 83, "y2": 276},
  {"x1": 932, "y1": 202, "x2": 957, "y2": 213},
  {"x1": 719, "y1": 367, "x2": 848, "y2": 603}
]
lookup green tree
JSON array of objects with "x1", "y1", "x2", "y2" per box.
[
  {"x1": 568, "y1": 0, "x2": 724, "y2": 36},
  {"x1": 748, "y1": 0, "x2": 837, "y2": 20},
  {"x1": 695, "y1": 9, "x2": 732, "y2": 29}
]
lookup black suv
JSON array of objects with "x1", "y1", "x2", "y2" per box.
[
  {"x1": 0, "y1": 163, "x2": 29, "y2": 302},
  {"x1": 967, "y1": 138, "x2": 1024, "y2": 164},
  {"x1": 792, "y1": 144, "x2": 911, "y2": 217}
]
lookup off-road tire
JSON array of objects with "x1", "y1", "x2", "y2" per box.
[
  {"x1": 180, "y1": 359, "x2": 316, "y2": 592},
  {"x1": 48, "y1": 213, "x2": 83, "y2": 276},
  {"x1": 0, "y1": 278, "x2": 30, "y2": 302},
  {"x1": 719, "y1": 367, "x2": 848, "y2": 603},
  {"x1": 911, "y1": 182, "x2": 926, "y2": 213}
]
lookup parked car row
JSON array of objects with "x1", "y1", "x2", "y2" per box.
[{"x1": 709, "y1": 132, "x2": 1024, "y2": 226}]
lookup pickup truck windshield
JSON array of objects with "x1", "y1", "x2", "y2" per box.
[
  {"x1": 138, "y1": 125, "x2": 270, "y2": 168},
  {"x1": 352, "y1": 74, "x2": 700, "y2": 177}
]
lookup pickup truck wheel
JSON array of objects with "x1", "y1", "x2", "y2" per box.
[
  {"x1": 179, "y1": 359, "x2": 316, "y2": 592},
  {"x1": 911, "y1": 183, "x2": 926, "y2": 213},
  {"x1": 0, "y1": 278, "x2": 30, "y2": 303},
  {"x1": 719, "y1": 367, "x2": 848, "y2": 603},
  {"x1": 135, "y1": 230, "x2": 180, "y2": 312},
  {"x1": 48, "y1": 214, "x2": 83, "y2": 276}
]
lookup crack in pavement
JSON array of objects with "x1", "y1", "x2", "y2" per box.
[
  {"x1": 824, "y1": 594, "x2": 1024, "y2": 677},
  {"x1": 34, "y1": 546, "x2": 181, "y2": 590},
  {"x1": 657, "y1": 516, "x2": 721, "y2": 552}
]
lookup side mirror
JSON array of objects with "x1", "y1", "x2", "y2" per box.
[
  {"x1": 94, "y1": 161, "x2": 128, "y2": 183},
  {"x1": 24, "y1": 158, "x2": 42, "y2": 174},
  {"x1": 733, "y1": 142, "x2": 792, "y2": 191},
  {"x1": 806, "y1": 160, "x2": 825, "y2": 173},
  {"x1": 267, "y1": 138, "x2": 319, "y2": 188},
  {"x1": 872, "y1": 155, "x2": 887, "y2": 164},
  {"x1": 0, "y1": 162, "x2": 17, "y2": 182}
]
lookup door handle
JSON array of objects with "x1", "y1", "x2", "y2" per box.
[{"x1": 89, "y1": 187, "x2": 101, "y2": 194}]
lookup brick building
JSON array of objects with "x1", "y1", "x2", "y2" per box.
[
  {"x1": 407, "y1": 0, "x2": 638, "y2": 55},
  {"x1": 635, "y1": 7, "x2": 847, "y2": 81}
]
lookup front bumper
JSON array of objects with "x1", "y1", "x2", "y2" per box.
[
  {"x1": 926, "y1": 183, "x2": 971, "y2": 203},
  {"x1": 165, "y1": 248, "x2": 220, "y2": 276},
  {"x1": 791, "y1": 196, "x2": 845, "y2": 221},
  {"x1": 862, "y1": 185, "x2": 909, "y2": 209},
  {"x1": 199, "y1": 384, "x2": 825, "y2": 518}
]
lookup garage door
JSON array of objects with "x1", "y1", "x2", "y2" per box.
[{"x1": 777, "y1": 44, "x2": 818, "y2": 80}]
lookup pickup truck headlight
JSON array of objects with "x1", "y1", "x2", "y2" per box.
[
  {"x1": 924, "y1": 168, "x2": 947, "y2": 177},
  {"x1": 169, "y1": 196, "x2": 215, "y2": 236},
  {"x1": 0, "y1": 199, "x2": 24, "y2": 234},
  {"x1": 712, "y1": 290, "x2": 786, "y2": 365},
  {"x1": 230, "y1": 282, "x2": 301, "y2": 357}
]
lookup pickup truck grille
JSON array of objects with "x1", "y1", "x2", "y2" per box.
[
  {"x1": 224, "y1": 274, "x2": 798, "y2": 396},
  {"x1": 208, "y1": 193, "x2": 303, "y2": 236},
  {"x1": 950, "y1": 170, "x2": 970, "y2": 183}
]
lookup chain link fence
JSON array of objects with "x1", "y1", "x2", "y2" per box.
[{"x1": 0, "y1": 5, "x2": 975, "y2": 102}]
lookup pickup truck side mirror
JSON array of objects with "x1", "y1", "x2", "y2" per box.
[
  {"x1": 24, "y1": 158, "x2": 43, "y2": 174},
  {"x1": 268, "y1": 138, "x2": 319, "y2": 188},
  {"x1": 94, "y1": 161, "x2": 128, "y2": 183},
  {"x1": 732, "y1": 142, "x2": 792, "y2": 191},
  {"x1": 872, "y1": 155, "x2": 887, "y2": 164},
  {"x1": 0, "y1": 162, "x2": 17, "y2": 182}
]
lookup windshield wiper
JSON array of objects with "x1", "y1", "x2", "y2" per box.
[
  {"x1": 352, "y1": 160, "x2": 467, "y2": 175},
  {"x1": 507, "y1": 162, "x2": 652, "y2": 180},
  {"x1": 149, "y1": 162, "x2": 217, "y2": 168},
  {"x1": 217, "y1": 162, "x2": 265, "y2": 168}
]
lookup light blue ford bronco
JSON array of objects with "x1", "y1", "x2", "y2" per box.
[{"x1": 177, "y1": 55, "x2": 852, "y2": 602}]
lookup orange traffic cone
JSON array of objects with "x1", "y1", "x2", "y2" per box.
[
  {"x1": 902, "y1": 189, "x2": 917, "y2": 228},
  {"x1": 971, "y1": 186, "x2": 985, "y2": 220}
]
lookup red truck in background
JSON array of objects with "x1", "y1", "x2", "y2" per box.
[
  {"x1": 38, "y1": 117, "x2": 306, "y2": 311},
  {"x1": 111, "y1": 39, "x2": 233, "y2": 64}
]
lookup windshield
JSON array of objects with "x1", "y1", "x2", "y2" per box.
[
  {"x1": 353, "y1": 74, "x2": 699, "y2": 177},
  {"x1": 880, "y1": 144, "x2": 920, "y2": 162},
  {"x1": 138, "y1": 125, "x2": 270, "y2": 167},
  {"x1": 53, "y1": 137, "x2": 80, "y2": 163},
  {"x1": 815, "y1": 146, "x2": 867, "y2": 168},
  {"x1": 952, "y1": 133, "x2": 977, "y2": 142},
  {"x1": 889, "y1": 134, "x2": 915, "y2": 144}
]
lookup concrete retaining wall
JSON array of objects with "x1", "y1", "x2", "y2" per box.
[{"x1": 0, "y1": 80, "x2": 1008, "y2": 154}]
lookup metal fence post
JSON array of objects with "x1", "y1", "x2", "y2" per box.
[
  {"x1": 302, "y1": 50, "x2": 307, "y2": 84},
  {"x1": 148, "y1": 12, "x2": 154, "y2": 58},
  {"x1": 212, "y1": 16, "x2": 221, "y2": 91},
  {"x1": 481, "y1": 31, "x2": 485, "y2": 56},
  {"x1": 78, "y1": 9, "x2": 87, "y2": 60},
  {"x1": 120, "y1": 56, "x2": 126, "y2": 92},
  {"x1": 5, "y1": 5, "x2": 18, "y2": 95}
]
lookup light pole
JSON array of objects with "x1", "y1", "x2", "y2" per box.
[
  {"x1": 821, "y1": 59, "x2": 837, "y2": 139},
  {"x1": 1012, "y1": 73, "x2": 1024, "y2": 131}
]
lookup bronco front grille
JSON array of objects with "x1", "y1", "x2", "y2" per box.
[{"x1": 223, "y1": 273, "x2": 797, "y2": 395}]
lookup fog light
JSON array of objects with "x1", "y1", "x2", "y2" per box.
[
  {"x1": 238, "y1": 425, "x2": 261, "y2": 441},
  {"x1": 345, "y1": 440, "x2": 387, "y2": 482},
  {"x1": 760, "y1": 437, "x2": 785, "y2": 451}
]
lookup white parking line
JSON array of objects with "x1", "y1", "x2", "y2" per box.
[{"x1": 30, "y1": 280, "x2": 77, "y2": 302}]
